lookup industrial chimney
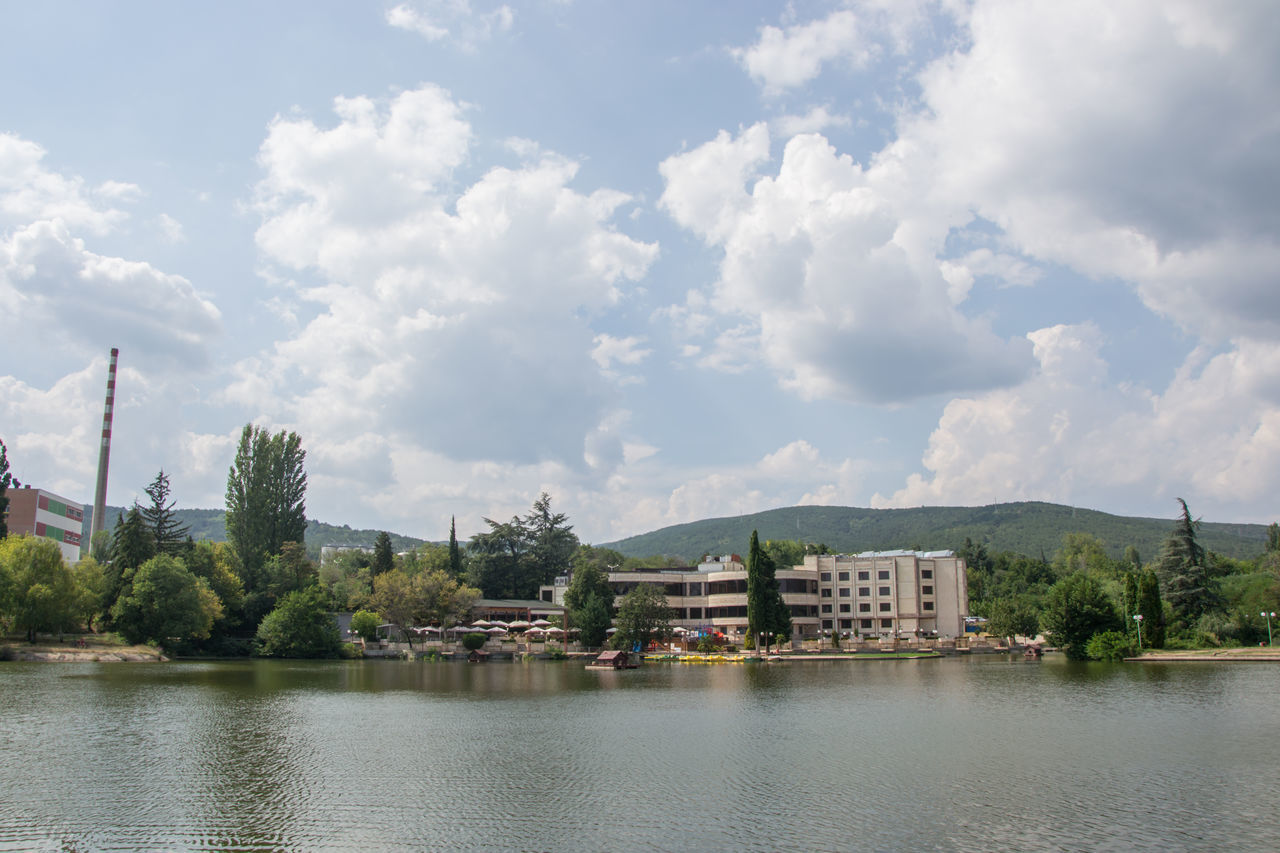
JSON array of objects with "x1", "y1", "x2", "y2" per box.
[{"x1": 90, "y1": 348, "x2": 119, "y2": 540}]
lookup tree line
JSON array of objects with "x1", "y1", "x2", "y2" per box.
[{"x1": 965, "y1": 498, "x2": 1280, "y2": 659}]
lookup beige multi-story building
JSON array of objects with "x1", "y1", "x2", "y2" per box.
[{"x1": 540, "y1": 550, "x2": 968, "y2": 642}]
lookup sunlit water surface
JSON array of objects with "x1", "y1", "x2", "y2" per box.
[{"x1": 1, "y1": 657, "x2": 1277, "y2": 852}]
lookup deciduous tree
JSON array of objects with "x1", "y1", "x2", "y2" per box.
[
  {"x1": 1041, "y1": 572, "x2": 1121, "y2": 660},
  {"x1": 0, "y1": 536, "x2": 78, "y2": 641},
  {"x1": 254, "y1": 585, "x2": 340, "y2": 658},
  {"x1": 225, "y1": 424, "x2": 307, "y2": 591},
  {"x1": 612, "y1": 582, "x2": 671, "y2": 652},
  {"x1": 111, "y1": 554, "x2": 222, "y2": 646}
]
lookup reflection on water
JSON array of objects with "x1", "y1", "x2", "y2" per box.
[{"x1": 1, "y1": 657, "x2": 1278, "y2": 851}]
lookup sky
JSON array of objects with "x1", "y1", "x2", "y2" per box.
[{"x1": 2, "y1": 0, "x2": 1279, "y2": 545}]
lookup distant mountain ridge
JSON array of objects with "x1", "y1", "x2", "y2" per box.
[
  {"x1": 597, "y1": 502, "x2": 1269, "y2": 563},
  {"x1": 86, "y1": 500, "x2": 1270, "y2": 565},
  {"x1": 89, "y1": 506, "x2": 426, "y2": 559}
]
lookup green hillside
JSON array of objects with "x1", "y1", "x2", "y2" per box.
[
  {"x1": 91, "y1": 506, "x2": 426, "y2": 559},
  {"x1": 599, "y1": 502, "x2": 1270, "y2": 563}
]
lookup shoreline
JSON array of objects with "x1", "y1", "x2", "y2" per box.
[
  {"x1": 1127, "y1": 648, "x2": 1280, "y2": 662},
  {"x1": 1, "y1": 640, "x2": 166, "y2": 663}
]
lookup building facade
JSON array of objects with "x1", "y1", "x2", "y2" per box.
[
  {"x1": 541, "y1": 550, "x2": 968, "y2": 642},
  {"x1": 5, "y1": 486, "x2": 86, "y2": 563}
]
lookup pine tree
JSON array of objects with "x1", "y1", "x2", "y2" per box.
[
  {"x1": 1157, "y1": 498, "x2": 1221, "y2": 626},
  {"x1": 141, "y1": 470, "x2": 190, "y2": 555}
]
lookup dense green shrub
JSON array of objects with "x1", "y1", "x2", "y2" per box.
[
  {"x1": 254, "y1": 585, "x2": 341, "y2": 658},
  {"x1": 1085, "y1": 630, "x2": 1137, "y2": 661},
  {"x1": 461, "y1": 631, "x2": 488, "y2": 651}
]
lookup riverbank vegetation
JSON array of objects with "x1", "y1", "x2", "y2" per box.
[
  {"x1": 2, "y1": 424, "x2": 1276, "y2": 661},
  {"x1": 963, "y1": 499, "x2": 1280, "y2": 659}
]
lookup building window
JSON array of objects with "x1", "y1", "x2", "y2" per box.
[
  {"x1": 879, "y1": 602, "x2": 891, "y2": 612},
  {"x1": 881, "y1": 619, "x2": 893, "y2": 628},
  {"x1": 838, "y1": 571, "x2": 850, "y2": 581},
  {"x1": 839, "y1": 588, "x2": 851, "y2": 597},
  {"x1": 839, "y1": 619, "x2": 852, "y2": 629},
  {"x1": 688, "y1": 608, "x2": 702, "y2": 619},
  {"x1": 821, "y1": 589, "x2": 832, "y2": 598},
  {"x1": 857, "y1": 570, "x2": 869, "y2": 581},
  {"x1": 922, "y1": 585, "x2": 933, "y2": 595},
  {"x1": 859, "y1": 603, "x2": 871, "y2": 613},
  {"x1": 878, "y1": 586, "x2": 890, "y2": 596},
  {"x1": 877, "y1": 570, "x2": 890, "y2": 580},
  {"x1": 821, "y1": 604, "x2": 832, "y2": 614},
  {"x1": 820, "y1": 572, "x2": 831, "y2": 582},
  {"x1": 822, "y1": 619, "x2": 833, "y2": 629},
  {"x1": 922, "y1": 569, "x2": 933, "y2": 579},
  {"x1": 923, "y1": 602, "x2": 934, "y2": 611},
  {"x1": 687, "y1": 582, "x2": 702, "y2": 596},
  {"x1": 857, "y1": 586, "x2": 870, "y2": 596},
  {"x1": 839, "y1": 603, "x2": 851, "y2": 613},
  {"x1": 860, "y1": 619, "x2": 873, "y2": 629}
]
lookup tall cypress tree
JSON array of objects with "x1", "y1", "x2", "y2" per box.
[
  {"x1": 1137, "y1": 569, "x2": 1166, "y2": 648},
  {"x1": 747, "y1": 530, "x2": 790, "y2": 653},
  {"x1": 448, "y1": 515, "x2": 463, "y2": 578}
]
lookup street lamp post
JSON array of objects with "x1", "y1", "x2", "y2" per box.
[
  {"x1": 1134, "y1": 614, "x2": 1144, "y2": 652},
  {"x1": 1263, "y1": 611, "x2": 1275, "y2": 647}
]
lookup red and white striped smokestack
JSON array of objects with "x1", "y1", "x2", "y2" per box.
[{"x1": 90, "y1": 347, "x2": 119, "y2": 540}]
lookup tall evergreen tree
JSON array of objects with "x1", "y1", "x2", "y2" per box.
[
  {"x1": 1156, "y1": 498, "x2": 1221, "y2": 626},
  {"x1": 524, "y1": 492, "x2": 579, "y2": 591},
  {"x1": 746, "y1": 530, "x2": 790, "y2": 653},
  {"x1": 1137, "y1": 569, "x2": 1166, "y2": 648},
  {"x1": 225, "y1": 424, "x2": 307, "y2": 593},
  {"x1": 448, "y1": 516, "x2": 463, "y2": 578},
  {"x1": 141, "y1": 470, "x2": 190, "y2": 555},
  {"x1": 372, "y1": 531, "x2": 394, "y2": 576},
  {"x1": 0, "y1": 438, "x2": 12, "y2": 539}
]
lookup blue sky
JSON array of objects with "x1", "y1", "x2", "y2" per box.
[{"x1": 3, "y1": 1, "x2": 1278, "y2": 544}]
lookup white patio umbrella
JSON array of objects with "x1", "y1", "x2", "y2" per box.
[
  {"x1": 531, "y1": 619, "x2": 553, "y2": 628},
  {"x1": 489, "y1": 620, "x2": 509, "y2": 627},
  {"x1": 486, "y1": 626, "x2": 507, "y2": 635},
  {"x1": 508, "y1": 620, "x2": 532, "y2": 630},
  {"x1": 471, "y1": 619, "x2": 492, "y2": 628},
  {"x1": 672, "y1": 627, "x2": 688, "y2": 634},
  {"x1": 525, "y1": 626, "x2": 546, "y2": 635},
  {"x1": 544, "y1": 626, "x2": 565, "y2": 635},
  {"x1": 606, "y1": 627, "x2": 619, "y2": 634}
]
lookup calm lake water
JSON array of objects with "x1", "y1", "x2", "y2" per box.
[{"x1": 1, "y1": 656, "x2": 1277, "y2": 852}]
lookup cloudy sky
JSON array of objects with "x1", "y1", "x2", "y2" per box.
[{"x1": 3, "y1": 1, "x2": 1278, "y2": 544}]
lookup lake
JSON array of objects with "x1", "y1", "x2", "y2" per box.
[{"x1": 1, "y1": 656, "x2": 1277, "y2": 852}]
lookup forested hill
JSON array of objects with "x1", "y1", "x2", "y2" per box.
[
  {"x1": 598, "y1": 502, "x2": 1269, "y2": 563},
  {"x1": 91, "y1": 506, "x2": 426, "y2": 559}
]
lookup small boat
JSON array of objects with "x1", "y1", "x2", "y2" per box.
[
  {"x1": 1024, "y1": 645, "x2": 1043, "y2": 659},
  {"x1": 585, "y1": 650, "x2": 639, "y2": 670}
]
